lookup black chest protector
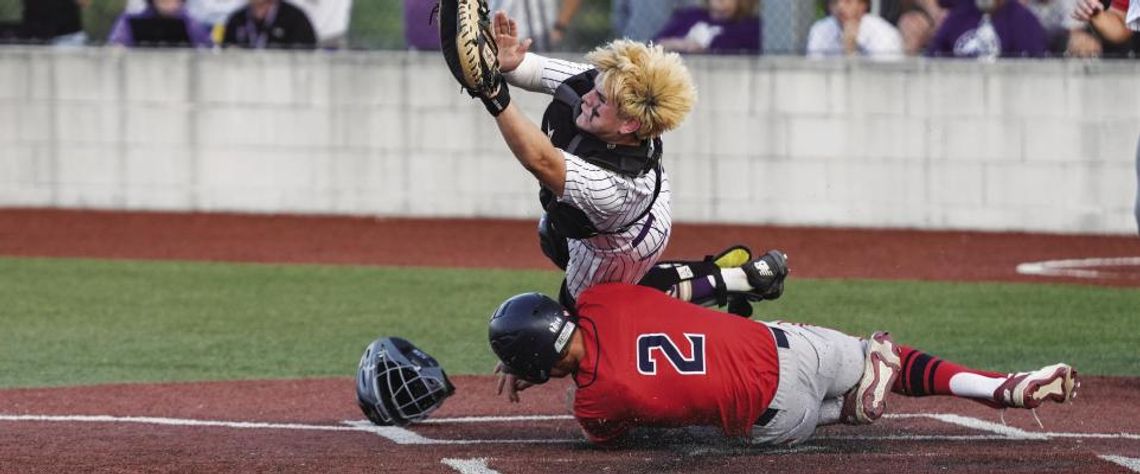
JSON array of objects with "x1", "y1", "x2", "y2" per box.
[{"x1": 539, "y1": 69, "x2": 663, "y2": 239}]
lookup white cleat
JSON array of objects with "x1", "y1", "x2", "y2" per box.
[
  {"x1": 841, "y1": 331, "x2": 903, "y2": 425},
  {"x1": 993, "y1": 363, "x2": 1078, "y2": 409}
]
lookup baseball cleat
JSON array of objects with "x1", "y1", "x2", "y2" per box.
[
  {"x1": 992, "y1": 363, "x2": 1078, "y2": 409},
  {"x1": 841, "y1": 331, "x2": 903, "y2": 425},
  {"x1": 736, "y1": 249, "x2": 789, "y2": 301}
]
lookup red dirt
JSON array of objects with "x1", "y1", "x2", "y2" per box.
[
  {"x1": 0, "y1": 376, "x2": 1136, "y2": 473},
  {"x1": 1, "y1": 208, "x2": 1138, "y2": 473},
  {"x1": 2, "y1": 209, "x2": 1138, "y2": 286}
]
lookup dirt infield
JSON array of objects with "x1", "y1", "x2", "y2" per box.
[
  {"x1": 1, "y1": 376, "x2": 1137, "y2": 472},
  {"x1": 2, "y1": 209, "x2": 1139, "y2": 286},
  {"x1": 1, "y1": 209, "x2": 1138, "y2": 473}
]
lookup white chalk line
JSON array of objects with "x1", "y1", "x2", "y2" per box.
[
  {"x1": 1016, "y1": 257, "x2": 1140, "y2": 280},
  {"x1": 1, "y1": 413, "x2": 1136, "y2": 445},
  {"x1": 427, "y1": 415, "x2": 1072, "y2": 442},
  {"x1": 0, "y1": 414, "x2": 573, "y2": 445},
  {"x1": 5, "y1": 412, "x2": 1139, "y2": 471},
  {"x1": 441, "y1": 458, "x2": 499, "y2": 474},
  {"x1": 425, "y1": 414, "x2": 573, "y2": 424},
  {"x1": 0, "y1": 414, "x2": 361, "y2": 432},
  {"x1": 886, "y1": 413, "x2": 1048, "y2": 440},
  {"x1": 1100, "y1": 455, "x2": 1140, "y2": 473},
  {"x1": 339, "y1": 420, "x2": 575, "y2": 445}
]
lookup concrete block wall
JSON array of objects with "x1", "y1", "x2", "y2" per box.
[
  {"x1": 671, "y1": 56, "x2": 1139, "y2": 234},
  {"x1": 0, "y1": 47, "x2": 1137, "y2": 234}
]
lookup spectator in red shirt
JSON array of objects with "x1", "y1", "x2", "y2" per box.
[
  {"x1": 1023, "y1": 0, "x2": 1103, "y2": 57},
  {"x1": 490, "y1": 284, "x2": 1079, "y2": 445},
  {"x1": 1072, "y1": 0, "x2": 1138, "y2": 55},
  {"x1": 1073, "y1": 0, "x2": 1136, "y2": 38},
  {"x1": 1074, "y1": 0, "x2": 1140, "y2": 233}
]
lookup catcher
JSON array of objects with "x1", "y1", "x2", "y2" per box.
[
  {"x1": 489, "y1": 285, "x2": 1080, "y2": 445},
  {"x1": 439, "y1": 0, "x2": 788, "y2": 315}
]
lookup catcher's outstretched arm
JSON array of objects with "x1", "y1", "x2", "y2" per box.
[
  {"x1": 494, "y1": 104, "x2": 567, "y2": 195},
  {"x1": 503, "y1": 53, "x2": 592, "y2": 95}
]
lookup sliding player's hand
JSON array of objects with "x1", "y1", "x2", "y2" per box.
[{"x1": 494, "y1": 361, "x2": 534, "y2": 403}]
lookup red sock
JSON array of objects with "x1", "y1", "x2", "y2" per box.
[{"x1": 891, "y1": 345, "x2": 1004, "y2": 396}]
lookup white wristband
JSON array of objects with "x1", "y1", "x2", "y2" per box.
[{"x1": 503, "y1": 52, "x2": 545, "y2": 92}]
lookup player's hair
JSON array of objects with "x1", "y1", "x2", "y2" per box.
[{"x1": 585, "y1": 39, "x2": 697, "y2": 140}]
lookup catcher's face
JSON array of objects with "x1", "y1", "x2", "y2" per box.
[{"x1": 576, "y1": 74, "x2": 641, "y2": 145}]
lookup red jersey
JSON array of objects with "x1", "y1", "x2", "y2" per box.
[
  {"x1": 1113, "y1": 0, "x2": 1128, "y2": 11},
  {"x1": 571, "y1": 284, "x2": 780, "y2": 444}
]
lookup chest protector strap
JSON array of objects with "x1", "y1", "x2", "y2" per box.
[{"x1": 539, "y1": 70, "x2": 664, "y2": 239}]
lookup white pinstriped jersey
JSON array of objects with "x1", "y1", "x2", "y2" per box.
[{"x1": 504, "y1": 53, "x2": 673, "y2": 299}]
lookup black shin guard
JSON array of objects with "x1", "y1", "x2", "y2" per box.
[{"x1": 638, "y1": 258, "x2": 728, "y2": 307}]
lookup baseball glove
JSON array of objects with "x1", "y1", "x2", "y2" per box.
[{"x1": 438, "y1": 0, "x2": 511, "y2": 116}]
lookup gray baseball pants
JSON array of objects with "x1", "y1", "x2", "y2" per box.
[{"x1": 751, "y1": 321, "x2": 867, "y2": 445}]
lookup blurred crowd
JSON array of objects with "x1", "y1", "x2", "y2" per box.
[
  {"x1": 0, "y1": 0, "x2": 1136, "y2": 58},
  {"x1": 0, "y1": 0, "x2": 349, "y2": 49}
]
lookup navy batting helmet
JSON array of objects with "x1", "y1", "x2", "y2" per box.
[
  {"x1": 356, "y1": 337, "x2": 455, "y2": 426},
  {"x1": 488, "y1": 292, "x2": 577, "y2": 384}
]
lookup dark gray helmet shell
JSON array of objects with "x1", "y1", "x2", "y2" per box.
[
  {"x1": 488, "y1": 292, "x2": 577, "y2": 384},
  {"x1": 356, "y1": 337, "x2": 455, "y2": 426}
]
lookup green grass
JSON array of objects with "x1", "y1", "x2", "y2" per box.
[{"x1": 1, "y1": 257, "x2": 1137, "y2": 389}]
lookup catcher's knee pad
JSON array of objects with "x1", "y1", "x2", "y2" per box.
[
  {"x1": 641, "y1": 259, "x2": 755, "y2": 317},
  {"x1": 538, "y1": 213, "x2": 569, "y2": 271},
  {"x1": 639, "y1": 260, "x2": 725, "y2": 302},
  {"x1": 638, "y1": 263, "x2": 690, "y2": 291}
]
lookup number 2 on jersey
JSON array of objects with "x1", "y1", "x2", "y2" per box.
[{"x1": 636, "y1": 333, "x2": 706, "y2": 375}]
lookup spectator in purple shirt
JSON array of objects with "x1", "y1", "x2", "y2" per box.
[
  {"x1": 927, "y1": 0, "x2": 1047, "y2": 58},
  {"x1": 404, "y1": 0, "x2": 441, "y2": 50},
  {"x1": 108, "y1": 0, "x2": 213, "y2": 47},
  {"x1": 654, "y1": 0, "x2": 761, "y2": 55}
]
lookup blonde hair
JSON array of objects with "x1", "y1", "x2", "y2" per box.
[{"x1": 585, "y1": 40, "x2": 697, "y2": 140}]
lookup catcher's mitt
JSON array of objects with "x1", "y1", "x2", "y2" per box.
[{"x1": 438, "y1": 0, "x2": 511, "y2": 116}]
